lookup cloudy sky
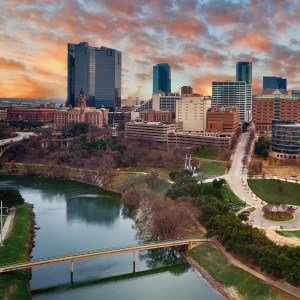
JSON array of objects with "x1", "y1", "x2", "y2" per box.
[{"x1": 1, "y1": 0, "x2": 300, "y2": 99}]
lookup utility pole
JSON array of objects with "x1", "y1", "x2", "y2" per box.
[{"x1": 0, "y1": 201, "x2": 3, "y2": 246}]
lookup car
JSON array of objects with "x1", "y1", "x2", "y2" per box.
[{"x1": 242, "y1": 210, "x2": 251, "y2": 216}]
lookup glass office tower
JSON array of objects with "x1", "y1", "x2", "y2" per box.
[
  {"x1": 67, "y1": 42, "x2": 121, "y2": 110},
  {"x1": 236, "y1": 61, "x2": 252, "y2": 84},
  {"x1": 153, "y1": 63, "x2": 171, "y2": 95}
]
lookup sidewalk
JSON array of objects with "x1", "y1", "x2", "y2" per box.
[{"x1": 1, "y1": 207, "x2": 16, "y2": 242}]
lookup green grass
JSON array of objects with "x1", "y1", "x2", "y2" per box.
[
  {"x1": 221, "y1": 185, "x2": 243, "y2": 206},
  {"x1": 248, "y1": 179, "x2": 300, "y2": 206},
  {"x1": 276, "y1": 230, "x2": 300, "y2": 239},
  {"x1": 0, "y1": 203, "x2": 33, "y2": 300},
  {"x1": 196, "y1": 161, "x2": 226, "y2": 177},
  {"x1": 192, "y1": 148, "x2": 226, "y2": 160},
  {"x1": 189, "y1": 245, "x2": 295, "y2": 300}
]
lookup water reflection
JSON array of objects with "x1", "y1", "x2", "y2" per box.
[{"x1": 66, "y1": 196, "x2": 121, "y2": 224}]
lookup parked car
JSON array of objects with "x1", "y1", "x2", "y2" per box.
[{"x1": 242, "y1": 210, "x2": 250, "y2": 216}]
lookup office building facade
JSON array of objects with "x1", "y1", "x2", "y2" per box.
[
  {"x1": 212, "y1": 81, "x2": 252, "y2": 123},
  {"x1": 181, "y1": 86, "x2": 193, "y2": 95},
  {"x1": 263, "y1": 76, "x2": 287, "y2": 91},
  {"x1": 236, "y1": 61, "x2": 252, "y2": 84},
  {"x1": 153, "y1": 64, "x2": 171, "y2": 95},
  {"x1": 271, "y1": 121, "x2": 300, "y2": 160},
  {"x1": 176, "y1": 96, "x2": 211, "y2": 132},
  {"x1": 253, "y1": 89, "x2": 300, "y2": 132},
  {"x1": 67, "y1": 42, "x2": 121, "y2": 110}
]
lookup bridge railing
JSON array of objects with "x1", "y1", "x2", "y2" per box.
[{"x1": 0, "y1": 238, "x2": 207, "y2": 268}]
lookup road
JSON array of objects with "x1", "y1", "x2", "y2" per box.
[
  {"x1": 0, "y1": 132, "x2": 34, "y2": 146},
  {"x1": 225, "y1": 132, "x2": 300, "y2": 230}
]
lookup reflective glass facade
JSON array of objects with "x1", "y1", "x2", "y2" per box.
[
  {"x1": 236, "y1": 61, "x2": 252, "y2": 84},
  {"x1": 153, "y1": 64, "x2": 171, "y2": 94},
  {"x1": 271, "y1": 121, "x2": 300, "y2": 157},
  {"x1": 263, "y1": 76, "x2": 287, "y2": 91}
]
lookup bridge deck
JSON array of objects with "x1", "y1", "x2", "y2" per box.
[{"x1": 0, "y1": 239, "x2": 208, "y2": 273}]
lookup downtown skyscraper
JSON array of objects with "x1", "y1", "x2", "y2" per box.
[
  {"x1": 153, "y1": 63, "x2": 171, "y2": 95},
  {"x1": 236, "y1": 61, "x2": 252, "y2": 84},
  {"x1": 212, "y1": 81, "x2": 252, "y2": 123},
  {"x1": 67, "y1": 42, "x2": 121, "y2": 110}
]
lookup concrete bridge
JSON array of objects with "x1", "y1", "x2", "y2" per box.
[
  {"x1": 0, "y1": 132, "x2": 34, "y2": 157},
  {"x1": 0, "y1": 239, "x2": 208, "y2": 274}
]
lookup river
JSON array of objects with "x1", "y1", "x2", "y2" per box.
[{"x1": 0, "y1": 176, "x2": 224, "y2": 300}]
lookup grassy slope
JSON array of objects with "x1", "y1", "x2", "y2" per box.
[
  {"x1": 276, "y1": 230, "x2": 300, "y2": 239},
  {"x1": 197, "y1": 161, "x2": 226, "y2": 177},
  {"x1": 0, "y1": 203, "x2": 33, "y2": 300},
  {"x1": 248, "y1": 179, "x2": 300, "y2": 206},
  {"x1": 189, "y1": 245, "x2": 296, "y2": 300},
  {"x1": 192, "y1": 148, "x2": 226, "y2": 160}
]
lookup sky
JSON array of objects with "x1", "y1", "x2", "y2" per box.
[{"x1": 1, "y1": 0, "x2": 300, "y2": 99}]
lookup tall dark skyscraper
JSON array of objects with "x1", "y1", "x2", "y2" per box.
[
  {"x1": 236, "y1": 61, "x2": 252, "y2": 84},
  {"x1": 67, "y1": 42, "x2": 121, "y2": 110},
  {"x1": 153, "y1": 63, "x2": 171, "y2": 95},
  {"x1": 263, "y1": 76, "x2": 287, "y2": 91}
]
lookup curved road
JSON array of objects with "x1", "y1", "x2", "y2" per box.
[{"x1": 225, "y1": 132, "x2": 300, "y2": 230}]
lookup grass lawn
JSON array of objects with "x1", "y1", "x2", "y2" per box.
[
  {"x1": 189, "y1": 245, "x2": 295, "y2": 300},
  {"x1": 196, "y1": 161, "x2": 226, "y2": 177},
  {"x1": 221, "y1": 185, "x2": 243, "y2": 206},
  {"x1": 248, "y1": 179, "x2": 300, "y2": 206},
  {"x1": 192, "y1": 148, "x2": 227, "y2": 160},
  {"x1": 0, "y1": 203, "x2": 33, "y2": 300},
  {"x1": 276, "y1": 230, "x2": 300, "y2": 239}
]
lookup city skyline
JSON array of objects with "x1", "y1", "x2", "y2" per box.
[{"x1": 1, "y1": 0, "x2": 300, "y2": 99}]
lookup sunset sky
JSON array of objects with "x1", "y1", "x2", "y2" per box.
[{"x1": 1, "y1": 0, "x2": 300, "y2": 99}]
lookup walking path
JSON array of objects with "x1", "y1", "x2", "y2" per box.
[
  {"x1": 1, "y1": 207, "x2": 16, "y2": 242},
  {"x1": 195, "y1": 222, "x2": 300, "y2": 298},
  {"x1": 225, "y1": 132, "x2": 300, "y2": 230}
]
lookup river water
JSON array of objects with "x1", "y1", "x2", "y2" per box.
[{"x1": 0, "y1": 176, "x2": 224, "y2": 300}]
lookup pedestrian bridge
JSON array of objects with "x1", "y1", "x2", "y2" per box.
[{"x1": 0, "y1": 238, "x2": 208, "y2": 274}]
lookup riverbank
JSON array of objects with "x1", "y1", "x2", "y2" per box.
[
  {"x1": 188, "y1": 244, "x2": 298, "y2": 300},
  {"x1": 1, "y1": 166, "x2": 299, "y2": 299},
  {"x1": 0, "y1": 203, "x2": 34, "y2": 300}
]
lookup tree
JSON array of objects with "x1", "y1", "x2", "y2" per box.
[{"x1": 0, "y1": 188, "x2": 25, "y2": 207}]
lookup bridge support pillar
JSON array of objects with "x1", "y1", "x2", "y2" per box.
[
  {"x1": 70, "y1": 260, "x2": 74, "y2": 274},
  {"x1": 132, "y1": 251, "x2": 136, "y2": 273}
]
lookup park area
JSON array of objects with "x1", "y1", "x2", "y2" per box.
[
  {"x1": 248, "y1": 179, "x2": 300, "y2": 206},
  {"x1": 196, "y1": 161, "x2": 227, "y2": 177}
]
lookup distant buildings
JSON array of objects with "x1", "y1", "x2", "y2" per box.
[
  {"x1": 212, "y1": 81, "x2": 252, "y2": 123},
  {"x1": 291, "y1": 90, "x2": 300, "y2": 97},
  {"x1": 55, "y1": 89, "x2": 108, "y2": 128},
  {"x1": 181, "y1": 86, "x2": 193, "y2": 95},
  {"x1": 153, "y1": 63, "x2": 171, "y2": 95},
  {"x1": 152, "y1": 93, "x2": 181, "y2": 111},
  {"x1": 67, "y1": 42, "x2": 121, "y2": 110},
  {"x1": 253, "y1": 89, "x2": 300, "y2": 132},
  {"x1": 270, "y1": 121, "x2": 300, "y2": 160},
  {"x1": 176, "y1": 96, "x2": 211, "y2": 132},
  {"x1": 263, "y1": 76, "x2": 287, "y2": 93},
  {"x1": 236, "y1": 62, "x2": 252, "y2": 84},
  {"x1": 0, "y1": 109, "x2": 7, "y2": 121}
]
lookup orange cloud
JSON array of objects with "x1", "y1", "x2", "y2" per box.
[
  {"x1": 0, "y1": 75, "x2": 64, "y2": 98},
  {"x1": 0, "y1": 57, "x2": 26, "y2": 70}
]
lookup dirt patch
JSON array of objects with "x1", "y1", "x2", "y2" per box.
[
  {"x1": 250, "y1": 155, "x2": 300, "y2": 179},
  {"x1": 265, "y1": 230, "x2": 300, "y2": 247}
]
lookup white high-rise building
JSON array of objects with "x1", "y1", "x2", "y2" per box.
[
  {"x1": 212, "y1": 81, "x2": 252, "y2": 123},
  {"x1": 176, "y1": 96, "x2": 211, "y2": 132}
]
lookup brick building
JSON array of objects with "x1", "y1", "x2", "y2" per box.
[
  {"x1": 139, "y1": 110, "x2": 175, "y2": 123},
  {"x1": 206, "y1": 106, "x2": 239, "y2": 134},
  {"x1": 54, "y1": 89, "x2": 108, "y2": 128},
  {"x1": 253, "y1": 89, "x2": 300, "y2": 132},
  {"x1": 7, "y1": 107, "x2": 56, "y2": 122}
]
